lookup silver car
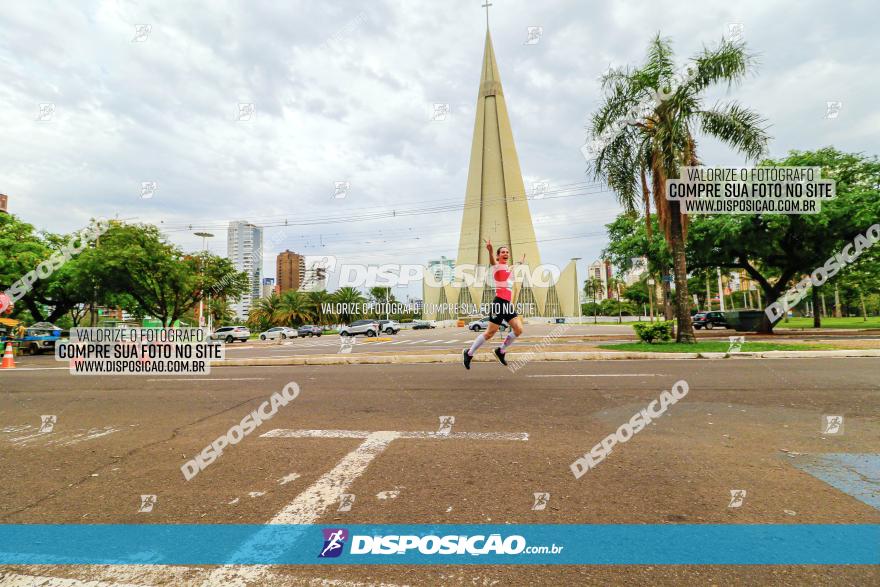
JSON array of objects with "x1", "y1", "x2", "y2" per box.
[
  {"x1": 259, "y1": 327, "x2": 298, "y2": 340},
  {"x1": 467, "y1": 318, "x2": 507, "y2": 332},
  {"x1": 210, "y1": 326, "x2": 250, "y2": 343},
  {"x1": 339, "y1": 320, "x2": 379, "y2": 337}
]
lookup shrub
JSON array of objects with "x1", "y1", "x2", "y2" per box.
[{"x1": 632, "y1": 321, "x2": 674, "y2": 344}]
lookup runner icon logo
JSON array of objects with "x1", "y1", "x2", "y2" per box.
[
  {"x1": 337, "y1": 494, "x2": 355, "y2": 512},
  {"x1": 319, "y1": 528, "x2": 349, "y2": 558},
  {"x1": 39, "y1": 415, "x2": 57, "y2": 434},
  {"x1": 138, "y1": 495, "x2": 157, "y2": 513},
  {"x1": 438, "y1": 416, "x2": 455, "y2": 436},
  {"x1": 727, "y1": 336, "x2": 745, "y2": 353},
  {"x1": 822, "y1": 415, "x2": 844, "y2": 435},
  {"x1": 728, "y1": 489, "x2": 747, "y2": 508},
  {"x1": 531, "y1": 492, "x2": 550, "y2": 511}
]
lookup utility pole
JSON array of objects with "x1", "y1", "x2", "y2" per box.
[
  {"x1": 647, "y1": 277, "x2": 656, "y2": 322},
  {"x1": 571, "y1": 257, "x2": 582, "y2": 324},
  {"x1": 194, "y1": 232, "x2": 214, "y2": 332},
  {"x1": 706, "y1": 274, "x2": 711, "y2": 311},
  {"x1": 717, "y1": 268, "x2": 725, "y2": 312}
]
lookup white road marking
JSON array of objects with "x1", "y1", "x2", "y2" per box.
[
  {"x1": 268, "y1": 431, "x2": 399, "y2": 524},
  {"x1": 376, "y1": 490, "x2": 400, "y2": 499},
  {"x1": 279, "y1": 472, "x2": 301, "y2": 485},
  {"x1": 247, "y1": 491, "x2": 266, "y2": 498},
  {"x1": 527, "y1": 374, "x2": 659, "y2": 377}
]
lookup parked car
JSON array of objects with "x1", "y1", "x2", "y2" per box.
[
  {"x1": 377, "y1": 319, "x2": 400, "y2": 335},
  {"x1": 210, "y1": 326, "x2": 251, "y2": 343},
  {"x1": 259, "y1": 327, "x2": 298, "y2": 340},
  {"x1": 467, "y1": 318, "x2": 507, "y2": 332},
  {"x1": 21, "y1": 323, "x2": 62, "y2": 354},
  {"x1": 412, "y1": 320, "x2": 436, "y2": 330},
  {"x1": 298, "y1": 325, "x2": 323, "y2": 337},
  {"x1": 339, "y1": 320, "x2": 380, "y2": 337},
  {"x1": 693, "y1": 311, "x2": 729, "y2": 330}
]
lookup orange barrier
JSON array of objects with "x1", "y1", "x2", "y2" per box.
[{"x1": 1, "y1": 342, "x2": 15, "y2": 369}]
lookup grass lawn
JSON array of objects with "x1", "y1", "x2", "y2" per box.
[
  {"x1": 598, "y1": 341, "x2": 835, "y2": 353},
  {"x1": 777, "y1": 317, "x2": 880, "y2": 329}
]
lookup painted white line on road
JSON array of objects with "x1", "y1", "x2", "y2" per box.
[
  {"x1": 279, "y1": 472, "x2": 301, "y2": 485},
  {"x1": 270, "y1": 431, "x2": 400, "y2": 524},
  {"x1": 527, "y1": 374, "x2": 659, "y2": 378},
  {"x1": 262, "y1": 429, "x2": 529, "y2": 441},
  {"x1": 146, "y1": 378, "x2": 268, "y2": 382}
]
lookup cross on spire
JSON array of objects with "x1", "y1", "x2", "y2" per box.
[{"x1": 481, "y1": 1, "x2": 492, "y2": 29}]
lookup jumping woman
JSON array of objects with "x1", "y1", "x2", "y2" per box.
[{"x1": 462, "y1": 239, "x2": 525, "y2": 369}]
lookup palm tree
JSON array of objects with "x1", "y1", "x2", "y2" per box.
[
  {"x1": 248, "y1": 293, "x2": 283, "y2": 330},
  {"x1": 583, "y1": 277, "x2": 604, "y2": 324},
  {"x1": 332, "y1": 287, "x2": 366, "y2": 323},
  {"x1": 275, "y1": 290, "x2": 313, "y2": 327},
  {"x1": 305, "y1": 290, "x2": 333, "y2": 326},
  {"x1": 208, "y1": 297, "x2": 235, "y2": 326},
  {"x1": 588, "y1": 34, "x2": 770, "y2": 342}
]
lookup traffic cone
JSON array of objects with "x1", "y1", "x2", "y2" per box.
[{"x1": 1, "y1": 342, "x2": 15, "y2": 369}]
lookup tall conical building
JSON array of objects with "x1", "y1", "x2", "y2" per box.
[{"x1": 423, "y1": 30, "x2": 578, "y2": 320}]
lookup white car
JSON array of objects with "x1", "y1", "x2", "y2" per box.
[
  {"x1": 259, "y1": 327, "x2": 298, "y2": 340},
  {"x1": 210, "y1": 326, "x2": 251, "y2": 343},
  {"x1": 467, "y1": 318, "x2": 507, "y2": 332},
  {"x1": 339, "y1": 320, "x2": 380, "y2": 337}
]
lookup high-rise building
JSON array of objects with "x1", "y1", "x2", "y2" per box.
[
  {"x1": 301, "y1": 257, "x2": 330, "y2": 292},
  {"x1": 587, "y1": 260, "x2": 613, "y2": 301},
  {"x1": 276, "y1": 250, "x2": 305, "y2": 292},
  {"x1": 422, "y1": 29, "x2": 578, "y2": 319},
  {"x1": 227, "y1": 221, "x2": 263, "y2": 318},
  {"x1": 426, "y1": 256, "x2": 455, "y2": 284},
  {"x1": 261, "y1": 277, "x2": 276, "y2": 298}
]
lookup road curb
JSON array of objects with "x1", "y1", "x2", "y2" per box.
[{"x1": 214, "y1": 348, "x2": 880, "y2": 367}]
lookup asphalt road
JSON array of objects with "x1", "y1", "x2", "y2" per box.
[{"x1": 1, "y1": 356, "x2": 878, "y2": 585}]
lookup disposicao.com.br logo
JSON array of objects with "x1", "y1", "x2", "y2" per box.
[{"x1": 318, "y1": 528, "x2": 563, "y2": 558}]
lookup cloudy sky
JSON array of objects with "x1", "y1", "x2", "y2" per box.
[{"x1": 1, "y1": 0, "x2": 877, "y2": 299}]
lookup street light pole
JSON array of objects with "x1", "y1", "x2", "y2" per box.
[
  {"x1": 647, "y1": 278, "x2": 656, "y2": 322},
  {"x1": 571, "y1": 257, "x2": 582, "y2": 324},
  {"x1": 194, "y1": 232, "x2": 214, "y2": 332}
]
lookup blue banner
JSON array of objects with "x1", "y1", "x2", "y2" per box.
[{"x1": 1, "y1": 524, "x2": 877, "y2": 565}]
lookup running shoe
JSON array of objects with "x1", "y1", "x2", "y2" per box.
[
  {"x1": 494, "y1": 347, "x2": 508, "y2": 366},
  {"x1": 462, "y1": 349, "x2": 473, "y2": 370}
]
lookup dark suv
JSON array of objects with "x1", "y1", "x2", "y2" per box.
[
  {"x1": 298, "y1": 325, "x2": 323, "y2": 337},
  {"x1": 693, "y1": 311, "x2": 729, "y2": 330}
]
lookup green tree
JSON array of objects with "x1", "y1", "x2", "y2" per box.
[
  {"x1": 81, "y1": 223, "x2": 248, "y2": 326},
  {"x1": 588, "y1": 34, "x2": 770, "y2": 342},
  {"x1": 305, "y1": 290, "x2": 333, "y2": 325},
  {"x1": 686, "y1": 148, "x2": 880, "y2": 331},
  {"x1": 331, "y1": 287, "x2": 366, "y2": 323},
  {"x1": 247, "y1": 293, "x2": 284, "y2": 331},
  {"x1": 275, "y1": 290, "x2": 313, "y2": 327},
  {"x1": 582, "y1": 277, "x2": 604, "y2": 324}
]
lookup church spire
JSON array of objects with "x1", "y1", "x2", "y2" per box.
[{"x1": 455, "y1": 29, "x2": 542, "y2": 273}]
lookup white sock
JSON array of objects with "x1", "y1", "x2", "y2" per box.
[
  {"x1": 499, "y1": 332, "x2": 517, "y2": 353},
  {"x1": 467, "y1": 334, "x2": 486, "y2": 356}
]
